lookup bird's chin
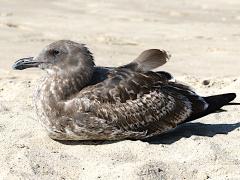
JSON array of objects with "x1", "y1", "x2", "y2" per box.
[
  {"x1": 43, "y1": 65, "x2": 63, "y2": 75},
  {"x1": 45, "y1": 68, "x2": 57, "y2": 75},
  {"x1": 39, "y1": 63, "x2": 52, "y2": 70}
]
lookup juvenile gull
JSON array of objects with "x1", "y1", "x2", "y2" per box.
[{"x1": 13, "y1": 40, "x2": 236, "y2": 140}]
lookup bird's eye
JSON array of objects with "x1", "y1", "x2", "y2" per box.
[{"x1": 49, "y1": 49, "x2": 60, "y2": 56}]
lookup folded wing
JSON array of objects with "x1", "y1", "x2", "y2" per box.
[{"x1": 79, "y1": 68, "x2": 203, "y2": 138}]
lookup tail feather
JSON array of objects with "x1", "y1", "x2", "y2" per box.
[
  {"x1": 122, "y1": 49, "x2": 170, "y2": 72},
  {"x1": 181, "y1": 93, "x2": 237, "y2": 123}
]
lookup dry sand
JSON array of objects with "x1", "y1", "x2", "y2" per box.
[{"x1": 0, "y1": 0, "x2": 240, "y2": 179}]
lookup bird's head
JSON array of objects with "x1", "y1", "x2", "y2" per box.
[{"x1": 13, "y1": 40, "x2": 95, "y2": 75}]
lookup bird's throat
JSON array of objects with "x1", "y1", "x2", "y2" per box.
[{"x1": 34, "y1": 69, "x2": 93, "y2": 124}]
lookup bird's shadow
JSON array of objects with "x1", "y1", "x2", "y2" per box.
[
  {"x1": 56, "y1": 121, "x2": 240, "y2": 145},
  {"x1": 145, "y1": 121, "x2": 240, "y2": 144}
]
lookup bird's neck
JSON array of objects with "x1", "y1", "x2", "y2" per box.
[
  {"x1": 32, "y1": 68, "x2": 93, "y2": 134},
  {"x1": 38, "y1": 69, "x2": 93, "y2": 102},
  {"x1": 34, "y1": 68, "x2": 93, "y2": 125}
]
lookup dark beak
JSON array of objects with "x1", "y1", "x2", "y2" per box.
[{"x1": 12, "y1": 57, "x2": 41, "y2": 70}]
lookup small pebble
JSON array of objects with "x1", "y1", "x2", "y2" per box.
[{"x1": 202, "y1": 80, "x2": 210, "y2": 85}]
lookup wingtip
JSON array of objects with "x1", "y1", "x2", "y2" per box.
[
  {"x1": 204, "y1": 93, "x2": 237, "y2": 108},
  {"x1": 222, "y1": 93, "x2": 237, "y2": 102}
]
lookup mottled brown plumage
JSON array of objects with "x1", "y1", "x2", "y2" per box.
[{"x1": 13, "y1": 40, "x2": 236, "y2": 140}]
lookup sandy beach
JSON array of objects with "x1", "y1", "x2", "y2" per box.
[{"x1": 0, "y1": 0, "x2": 240, "y2": 179}]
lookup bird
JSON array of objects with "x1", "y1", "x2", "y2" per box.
[{"x1": 12, "y1": 40, "x2": 236, "y2": 141}]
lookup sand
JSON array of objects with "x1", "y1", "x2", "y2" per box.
[{"x1": 0, "y1": 0, "x2": 240, "y2": 179}]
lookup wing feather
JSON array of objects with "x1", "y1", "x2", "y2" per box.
[{"x1": 78, "y1": 68, "x2": 194, "y2": 138}]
